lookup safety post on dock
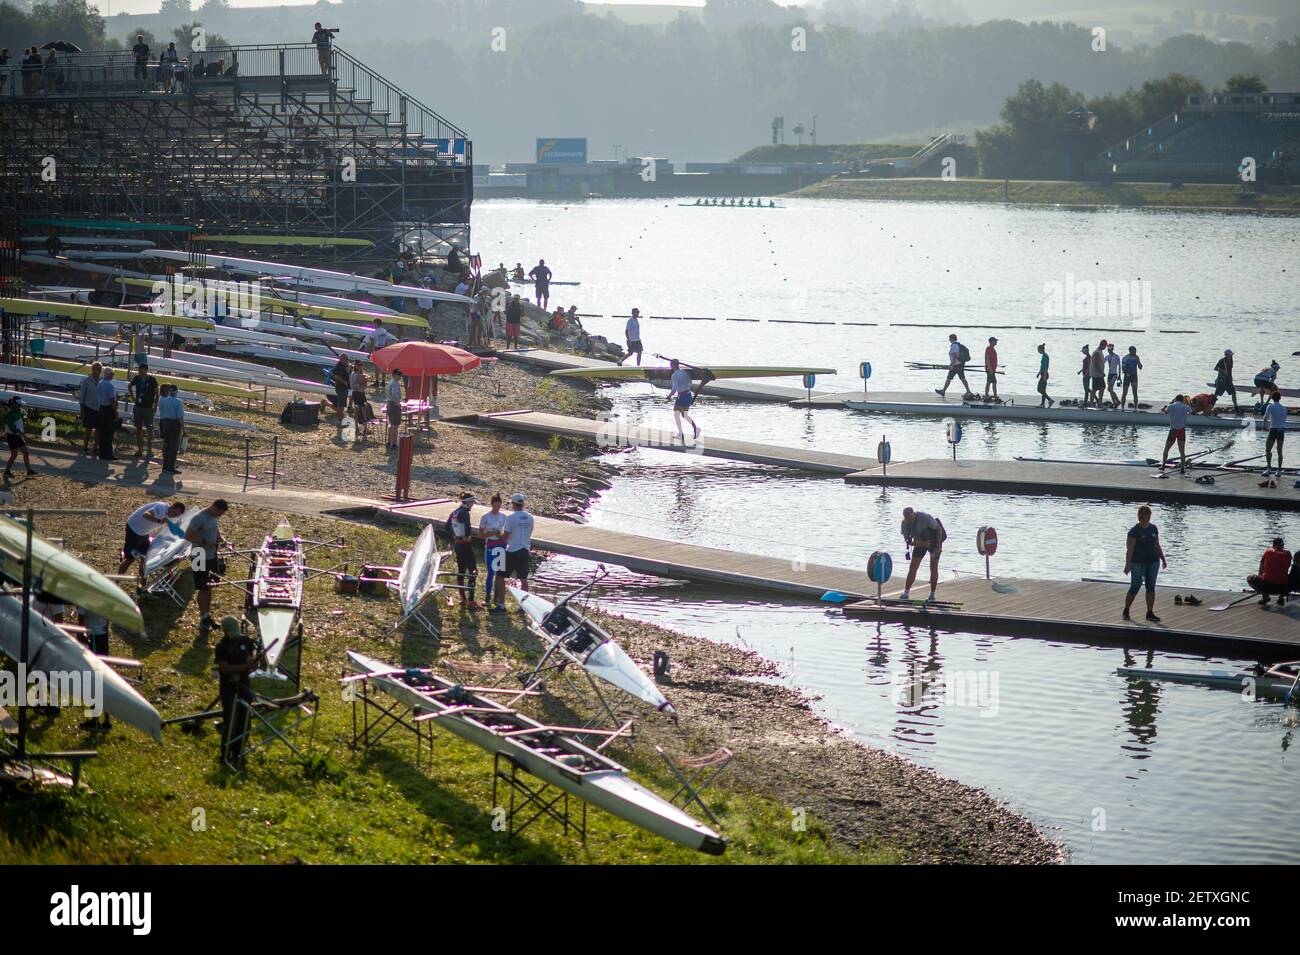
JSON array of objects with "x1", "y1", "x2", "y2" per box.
[
  {"x1": 977, "y1": 526, "x2": 998, "y2": 580},
  {"x1": 877, "y1": 436, "x2": 891, "y2": 478},
  {"x1": 868, "y1": 550, "x2": 892, "y2": 603},
  {"x1": 859, "y1": 360, "x2": 871, "y2": 396}
]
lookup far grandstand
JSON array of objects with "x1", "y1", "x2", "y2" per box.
[{"x1": 1088, "y1": 89, "x2": 1300, "y2": 184}]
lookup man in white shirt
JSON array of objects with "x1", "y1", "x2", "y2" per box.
[
  {"x1": 503, "y1": 493, "x2": 535, "y2": 593},
  {"x1": 935, "y1": 334, "x2": 970, "y2": 398},
  {"x1": 479, "y1": 492, "x2": 509, "y2": 612},
  {"x1": 619, "y1": 309, "x2": 643, "y2": 366},
  {"x1": 1262, "y1": 390, "x2": 1288, "y2": 482},
  {"x1": 118, "y1": 500, "x2": 186, "y2": 587},
  {"x1": 1159, "y1": 395, "x2": 1192, "y2": 474},
  {"x1": 361, "y1": 318, "x2": 397, "y2": 353}
]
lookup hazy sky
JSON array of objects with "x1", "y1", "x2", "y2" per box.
[{"x1": 95, "y1": 0, "x2": 712, "y2": 15}]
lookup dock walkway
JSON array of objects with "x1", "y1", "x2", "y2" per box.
[
  {"x1": 471, "y1": 410, "x2": 877, "y2": 475},
  {"x1": 376, "y1": 498, "x2": 877, "y2": 599},
  {"x1": 843, "y1": 577, "x2": 1300, "y2": 653},
  {"x1": 495, "y1": 349, "x2": 827, "y2": 403},
  {"x1": 845, "y1": 458, "x2": 1300, "y2": 511}
]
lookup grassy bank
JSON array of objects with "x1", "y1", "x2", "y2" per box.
[
  {"x1": 1, "y1": 477, "x2": 885, "y2": 864},
  {"x1": 794, "y1": 176, "x2": 1300, "y2": 213}
]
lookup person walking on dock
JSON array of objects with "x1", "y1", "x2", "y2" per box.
[
  {"x1": 447, "y1": 492, "x2": 480, "y2": 610},
  {"x1": 479, "y1": 493, "x2": 509, "y2": 613},
  {"x1": 1123, "y1": 505, "x2": 1167, "y2": 622},
  {"x1": 78, "y1": 362, "x2": 102, "y2": 456},
  {"x1": 1036, "y1": 343, "x2": 1053, "y2": 407},
  {"x1": 667, "y1": 358, "x2": 700, "y2": 443},
  {"x1": 619, "y1": 308, "x2": 643, "y2": 366},
  {"x1": 1105, "y1": 343, "x2": 1122, "y2": 408},
  {"x1": 1262, "y1": 390, "x2": 1287, "y2": 483},
  {"x1": 899, "y1": 507, "x2": 946, "y2": 603},
  {"x1": 1213, "y1": 349, "x2": 1240, "y2": 414},
  {"x1": 528, "y1": 259, "x2": 553, "y2": 309},
  {"x1": 1253, "y1": 361, "x2": 1281, "y2": 402},
  {"x1": 1090, "y1": 340, "x2": 1108, "y2": 407},
  {"x1": 982, "y1": 337, "x2": 999, "y2": 401},
  {"x1": 1159, "y1": 395, "x2": 1192, "y2": 474},
  {"x1": 96, "y1": 367, "x2": 118, "y2": 460},
  {"x1": 935, "y1": 334, "x2": 971, "y2": 398},
  {"x1": 158, "y1": 384, "x2": 186, "y2": 474},
  {"x1": 1120, "y1": 346, "x2": 1142, "y2": 409},
  {"x1": 1247, "y1": 537, "x2": 1291, "y2": 605},
  {"x1": 504, "y1": 493, "x2": 535, "y2": 594}
]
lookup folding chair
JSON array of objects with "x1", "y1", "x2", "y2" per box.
[{"x1": 655, "y1": 745, "x2": 732, "y2": 829}]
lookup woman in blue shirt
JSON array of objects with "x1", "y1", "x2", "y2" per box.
[{"x1": 1123, "y1": 505, "x2": 1167, "y2": 622}]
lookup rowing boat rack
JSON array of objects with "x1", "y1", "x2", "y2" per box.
[
  {"x1": 344, "y1": 662, "x2": 633, "y2": 847},
  {"x1": 656, "y1": 746, "x2": 733, "y2": 830},
  {"x1": 221, "y1": 690, "x2": 320, "y2": 775}
]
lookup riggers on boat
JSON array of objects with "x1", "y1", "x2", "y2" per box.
[
  {"x1": 843, "y1": 396, "x2": 1300, "y2": 430},
  {"x1": 345, "y1": 651, "x2": 726, "y2": 854},
  {"x1": 510, "y1": 580, "x2": 674, "y2": 716},
  {"x1": 251, "y1": 521, "x2": 304, "y2": 669}
]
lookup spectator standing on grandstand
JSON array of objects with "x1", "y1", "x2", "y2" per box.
[
  {"x1": 23, "y1": 47, "x2": 42, "y2": 95},
  {"x1": 160, "y1": 42, "x2": 179, "y2": 92},
  {"x1": 132, "y1": 35, "x2": 150, "y2": 92},
  {"x1": 174, "y1": 57, "x2": 188, "y2": 93},
  {"x1": 0, "y1": 49, "x2": 9, "y2": 94},
  {"x1": 312, "y1": 22, "x2": 338, "y2": 76}
]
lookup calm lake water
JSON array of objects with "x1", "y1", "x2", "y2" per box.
[{"x1": 472, "y1": 197, "x2": 1300, "y2": 864}]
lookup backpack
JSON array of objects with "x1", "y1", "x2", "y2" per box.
[{"x1": 957, "y1": 342, "x2": 971, "y2": 364}]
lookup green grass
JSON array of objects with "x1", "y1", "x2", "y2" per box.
[
  {"x1": 795, "y1": 176, "x2": 1300, "y2": 212},
  {"x1": 0, "y1": 486, "x2": 891, "y2": 865}
]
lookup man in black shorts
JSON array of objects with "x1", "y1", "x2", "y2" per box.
[
  {"x1": 185, "y1": 499, "x2": 229, "y2": 637},
  {"x1": 128, "y1": 360, "x2": 160, "y2": 459},
  {"x1": 899, "y1": 506, "x2": 948, "y2": 603},
  {"x1": 1213, "y1": 349, "x2": 1240, "y2": 414},
  {"x1": 446, "y1": 492, "x2": 479, "y2": 610},
  {"x1": 528, "y1": 259, "x2": 552, "y2": 309},
  {"x1": 118, "y1": 500, "x2": 186, "y2": 588},
  {"x1": 619, "y1": 309, "x2": 643, "y2": 367},
  {"x1": 504, "y1": 493, "x2": 535, "y2": 592}
]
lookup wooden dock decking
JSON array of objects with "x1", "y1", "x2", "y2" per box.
[
  {"x1": 842, "y1": 577, "x2": 1300, "y2": 653},
  {"x1": 376, "y1": 498, "x2": 878, "y2": 599},
  {"x1": 820, "y1": 391, "x2": 1294, "y2": 430},
  {"x1": 495, "y1": 349, "x2": 828, "y2": 403},
  {"x1": 473, "y1": 410, "x2": 877, "y2": 475},
  {"x1": 845, "y1": 458, "x2": 1300, "y2": 511}
]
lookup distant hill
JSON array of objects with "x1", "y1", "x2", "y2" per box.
[
  {"x1": 581, "y1": 3, "x2": 701, "y2": 26},
  {"x1": 733, "y1": 144, "x2": 923, "y2": 164}
]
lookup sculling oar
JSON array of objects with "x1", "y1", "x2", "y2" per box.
[{"x1": 1209, "y1": 592, "x2": 1257, "y2": 612}]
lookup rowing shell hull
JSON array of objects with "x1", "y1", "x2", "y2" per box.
[
  {"x1": 347, "y1": 652, "x2": 723, "y2": 854},
  {"x1": 399, "y1": 525, "x2": 443, "y2": 616},
  {"x1": 143, "y1": 510, "x2": 195, "y2": 577},
  {"x1": 0, "y1": 516, "x2": 142, "y2": 634},
  {"x1": 552, "y1": 365, "x2": 837, "y2": 383},
  {"x1": 0, "y1": 595, "x2": 161, "y2": 741},
  {"x1": 1117, "y1": 666, "x2": 1298, "y2": 697},
  {"x1": 0, "y1": 389, "x2": 256, "y2": 433},
  {"x1": 252, "y1": 521, "x2": 303, "y2": 668},
  {"x1": 509, "y1": 587, "x2": 673, "y2": 714},
  {"x1": 843, "y1": 399, "x2": 1300, "y2": 430}
]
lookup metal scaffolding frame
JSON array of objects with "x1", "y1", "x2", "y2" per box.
[{"x1": 0, "y1": 44, "x2": 471, "y2": 263}]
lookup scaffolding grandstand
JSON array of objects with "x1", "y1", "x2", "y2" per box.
[
  {"x1": 0, "y1": 43, "x2": 471, "y2": 264},
  {"x1": 1087, "y1": 90, "x2": 1300, "y2": 185}
]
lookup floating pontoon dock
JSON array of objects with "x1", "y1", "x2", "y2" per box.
[
  {"x1": 845, "y1": 458, "x2": 1300, "y2": 511},
  {"x1": 843, "y1": 577, "x2": 1300, "y2": 653},
  {"x1": 465, "y1": 410, "x2": 876, "y2": 475}
]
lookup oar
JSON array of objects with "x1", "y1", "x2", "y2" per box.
[
  {"x1": 1209, "y1": 592, "x2": 1257, "y2": 612},
  {"x1": 1283, "y1": 668, "x2": 1300, "y2": 706}
]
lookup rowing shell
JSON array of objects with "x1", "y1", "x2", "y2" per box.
[
  {"x1": 146, "y1": 249, "x2": 472, "y2": 305},
  {"x1": 252, "y1": 520, "x2": 303, "y2": 668},
  {"x1": 0, "y1": 389, "x2": 256, "y2": 433},
  {"x1": 1117, "y1": 665, "x2": 1300, "y2": 698},
  {"x1": 843, "y1": 398, "x2": 1300, "y2": 430},
  {"x1": 0, "y1": 594, "x2": 162, "y2": 741},
  {"x1": 509, "y1": 586, "x2": 673, "y2": 714},
  {"x1": 1, "y1": 296, "x2": 212, "y2": 330},
  {"x1": 143, "y1": 510, "x2": 195, "y2": 578},
  {"x1": 551, "y1": 365, "x2": 837, "y2": 382},
  {"x1": 347, "y1": 651, "x2": 724, "y2": 853},
  {"x1": 398, "y1": 524, "x2": 444, "y2": 617},
  {"x1": 0, "y1": 516, "x2": 143, "y2": 633}
]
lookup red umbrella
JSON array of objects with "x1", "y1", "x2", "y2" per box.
[{"x1": 370, "y1": 342, "x2": 480, "y2": 400}]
